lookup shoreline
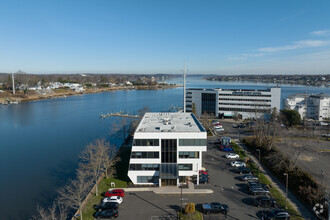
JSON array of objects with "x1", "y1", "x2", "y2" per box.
[{"x1": 0, "y1": 84, "x2": 181, "y2": 104}]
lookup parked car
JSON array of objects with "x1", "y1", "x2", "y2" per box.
[
  {"x1": 196, "y1": 176, "x2": 209, "y2": 184},
  {"x1": 251, "y1": 196, "x2": 276, "y2": 208},
  {"x1": 226, "y1": 153, "x2": 239, "y2": 159},
  {"x1": 248, "y1": 182, "x2": 268, "y2": 190},
  {"x1": 202, "y1": 202, "x2": 229, "y2": 215},
  {"x1": 103, "y1": 196, "x2": 123, "y2": 204},
  {"x1": 215, "y1": 127, "x2": 225, "y2": 131},
  {"x1": 240, "y1": 175, "x2": 258, "y2": 182},
  {"x1": 237, "y1": 124, "x2": 246, "y2": 128},
  {"x1": 199, "y1": 170, "x2": 208, "y2": 175},
  {"x1": 200, "y1": 173, "x2": 209, "y2": 179},
  {"x1": 221, "y1": 146, "x2": 233, "y2": 151},
  {"x1": 105, "y1": 189, "x2": 125, "y2": 198},
  {"x1": 212, "y1": 120, "x2": 220, "y2": 125},
  {"x1": 231, "y1": 161, "x2": 246, "y2": 167},
  {"x1": 93, "y1": 202, "x2": 119, "y2": 211},
  {"x1": 238, "y1": 167, "x2": 252, "y2": 174},
  {"x1": 232, "y1": 124, "x2": 238, "y2": 128},
  {"x1": 94, "y1": 209, "x2": 119, "y2": 219},
  {"x1": 260, "y1": 209, "x2": 290, "y2": 219},
  {"x1": 250, "y1": 187, "x2": 270, "y2": 196}
]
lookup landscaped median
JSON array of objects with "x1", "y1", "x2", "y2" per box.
[
  {"x1": 178, "y1": 211, "x2": 203, "y2": 220},
  {"x1": 231, "y1": 142, "x2": 304, "y2": 220}
]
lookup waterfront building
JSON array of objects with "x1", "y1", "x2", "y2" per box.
[
  {"x1": 185, "y1": 87, "x2": 281, "y2": 119},
  {"x1": 284, "y1": 93, "x2": 330, "y2": 121},
  {"x1": 283, "y1": 93, "x2": 307, "y2": 119},
  {"x1": 127, "y1": 112, "x2": 207, "y2": 186}
]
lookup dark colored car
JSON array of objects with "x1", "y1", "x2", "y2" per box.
[
  {"x1": 94, "y1": 209, "x2": 119, "y2": 219},
  {"x1": 251, "y1": 196, "x2": 276, "y2": 208},
  {"x1": 200, "y1": 173, "x2": 209, "y2": 178},
  {"x1": 197, "y1": 176, "x2": 209, "y2": 184},
  {"x1": 260, "y1": 209, "x2": 290, "y2": 219},
  {"x1": 237, "y1": 124, "x2": 246, "y2": 128},
  {"x1": 105, "y1": 189, "x2": 125, "y2": 198},
  {"x1": 248, "y1": 182, "x2": 269, "y2": 191},
  {"x1": 93, "y1": 202, "x2": 119, "y2": 211},
  {"x1": 238, "y1": 167, "x2": 252, "y2": 174},
  {"x1": 202, "y1": 202, "x2": 229, "y2": 215}
]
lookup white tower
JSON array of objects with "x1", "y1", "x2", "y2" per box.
[
  {"x1": 183, "y1": 62, "x2": 186, "y2": 113},
  {"x1": 12, "y1": 73, "x2": 15, "y2": 95}
]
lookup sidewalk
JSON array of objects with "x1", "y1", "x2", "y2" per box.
[
  {"x1": 110, "y1": 180, "x2": 213, "y2": 195},
  {"x1": 233, "y1": 139, "x2": 316, "y2": 220}
]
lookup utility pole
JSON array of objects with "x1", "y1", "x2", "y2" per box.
[
  {"x1": 284, "y1": 173, "x2": 289, "y2": 209},
  {"x1": 12, "y1": 72, "x2": 15, "y2": 95},
  {"x1": 256, "y1": 149, "x2": 261, "y2": 177},
  {"x1": 183, "y1": 61, "x2": 186, "y2": 113}
]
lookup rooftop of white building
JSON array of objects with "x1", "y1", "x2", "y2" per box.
[
  {"x1": 135, "y1": 112, "x2": 205, "y2": 133},
  {"x1": 187, "y1": 87, "x2": 280, "y2": 92}
]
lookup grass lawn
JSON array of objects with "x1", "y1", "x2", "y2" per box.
[
  {"x1": 232, "y1": 141, "x2": 304, "y2": 220},
  {"x1": 178, "y1": 211, "x2": 203, "y2": 220},
  {"x1": 81, "y1": 147, "x2": 131, "y2": 220}
]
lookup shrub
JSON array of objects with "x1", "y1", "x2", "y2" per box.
[{"x1": 185, "y1": 203, "x2": 195, "y2": 214}]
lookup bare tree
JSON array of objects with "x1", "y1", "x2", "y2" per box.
[
  {"x1": 32, "y1": 199, "x2": 68, "y2": 220},
  {"x1": 102, "y1": 143, "x2": 118, "y2": 178},
  {"x1": 266, "y1": 139, "x2": 303, "y2": 173},
  {"x1": 80, "y1": 139, "x2": 109, "y2": 196},
  {"x1": 112, "y1": 117, "x2": 137, "y2": 145},
  {"x1": 254, "y1": 107, "x2": 281, "y2": 151},
  {"x1": 57, "y1": 169, "x2": 92, "y2": 220}
]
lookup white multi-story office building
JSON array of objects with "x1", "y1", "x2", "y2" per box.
[
  {"x1": 128, "y1": 112, "x2": 207, "y2": 186},
  {"x1": 284, "y1": 93, "x2": 330, "y2": 121},
  {"x1": 186, "y1": 87, "x2": 281, "y2": 119}
]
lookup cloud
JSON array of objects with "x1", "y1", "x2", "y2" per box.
[
  {"x1": 310, "y1": 30, "x2": 330, "y2": 36},
  {"x1": 227, "y1": 53, "x2": 264, "y2": 61},
  {"x1": 257, "y1": 40, "x2": 329, "y2": 52}
]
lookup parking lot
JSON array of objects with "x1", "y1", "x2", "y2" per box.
[{"x1": 114, "y1": 122, "x2": 268, "y2": 220}]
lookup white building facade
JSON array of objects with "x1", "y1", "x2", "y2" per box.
[
  {"x1": 186, "y1": 87, "x2": 281, "y2": 119},
  {"x1": 284, "y1": 93, "x2": 330, "y2": 121},
  {"x1": 128, "y1": 112, "x2": 207, "y2": 186}
]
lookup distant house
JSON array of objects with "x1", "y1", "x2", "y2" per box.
[
  {"x1": 19, "y1": 84, "x2": 27, "y2": 91},
  {"x1": 126, "y1": 81, "x2": 133, "y2": 85}
]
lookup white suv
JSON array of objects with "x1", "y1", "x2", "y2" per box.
[{"x1": 231, "y1": 161, "x2": 246, "y2": 167}]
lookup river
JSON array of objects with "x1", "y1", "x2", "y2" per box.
[{"x1": 0, "y1": 77, "x2": 328, "y2": 219}]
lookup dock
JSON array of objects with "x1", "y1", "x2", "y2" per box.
[{"x1": 100, "y1": 112, "x2": 141, "y2": 119}]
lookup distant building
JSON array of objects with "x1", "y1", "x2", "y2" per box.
[
  {"x1": 128, "y1": 112, "x2": 207, "y2": 186},
  {"x1": 284, "y1": 93, "x2": 330, "y2": 121},
  {"x1": 186, "y1": 87, "x2": 281, "y2": 119},
  {"x1": 283, "y1": 93, "x2": 307, "y2": 119}
]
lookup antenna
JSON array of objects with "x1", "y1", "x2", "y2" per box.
[
  {"x1": 305, "y1": 89, "x2": 307, "y2": 120},
  {"x1": 183, "y1": 61, "x2": 186, "y2": 113},
  {"x1": 12, "y1": 72, "x2": 15, "y2": 95}
]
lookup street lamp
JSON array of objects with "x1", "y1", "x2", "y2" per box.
[
  {"x1": 284, "y1": 173, "x2": 289, "y2": 209},
  {"x1": 179, "y1": 182, "x2": 186, "y2": 215},
  {"x1": 256, "y1": 149, "x2": 261, "y2": 177}
]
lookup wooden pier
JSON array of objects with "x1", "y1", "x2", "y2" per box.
[{"x1": 100, "y1": 112, "x2": 141, "y2": 119}]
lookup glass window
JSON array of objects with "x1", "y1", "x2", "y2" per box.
[
  {"x1": 178, "y1": 164, "x2": 192, "y2": 170},
  {"x1": 131, "y1": 151, "x2": 159, "y2": 158},
  {"x1": 137, "y1": 176, "x2": 159, "y2": 183},
  {"x1": 133, "y1": 139, "x2": 160, "y2": 146},
  {"x1": 179, "y1": 151, "x2": 199, "y2": 158},
  {"x1": 179, "y1": 139, "x2": 206, "y2": 146},
  {"x1": 129, "y1": 164, "x2": 159, "y2": 170}
]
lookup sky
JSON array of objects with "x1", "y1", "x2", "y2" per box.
[{"x1": 0, "y1": 0, "x2": 330, "y2": 75}]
